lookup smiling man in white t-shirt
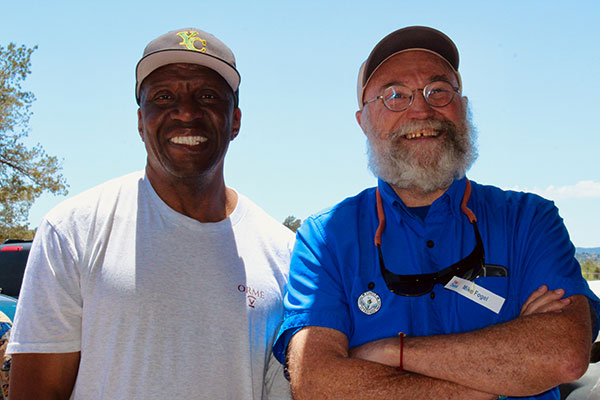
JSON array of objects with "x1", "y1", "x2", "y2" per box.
[{"x1": 8, "y1": 28, "x2": 294, "y2": 400}]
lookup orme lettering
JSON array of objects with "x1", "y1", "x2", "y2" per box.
[
  {"x1": 237, "y1": 285, "x2": 265, "y2": 299},
  {"x1": 248, "y1": 287, "x2": 265, "y2": 298}
]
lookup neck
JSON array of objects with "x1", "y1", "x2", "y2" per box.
[
  {"x1": 146, "y1": 167, "x2": 238, "y2": 223},
  {"x1": 390, "y1": 184, "x2": 448, "y2": 207}
]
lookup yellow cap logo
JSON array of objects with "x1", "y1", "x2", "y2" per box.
[{"x1": 176, "y1": 31, "x2": 207, "y2": 53}]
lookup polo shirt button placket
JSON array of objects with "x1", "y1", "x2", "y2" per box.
[{"x1": 426, "y1": 240, "x2": 435, "y2": 299}]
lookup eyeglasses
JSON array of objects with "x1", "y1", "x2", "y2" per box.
[
  {"x1": 363, "y1": 80, "x2": 460, "y2": 112},
  {"x1": 374, "y1": 179, "x2": 485, "y2": 296}
]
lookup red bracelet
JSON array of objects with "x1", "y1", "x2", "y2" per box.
[{"x1": 397, "y1": 332, "x2": 406, "y2": 372}]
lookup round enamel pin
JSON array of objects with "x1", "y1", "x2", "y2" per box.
[{"x1": 357, "y1": 291, "x2": 381, "y2": 315}]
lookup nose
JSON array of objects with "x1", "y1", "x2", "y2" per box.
[
  {"x1": 171, "y1": 95, "x2": 203, "y2": 121},
  {"x1": 405, "y1": 89, "x2": 435, "y2": 119}
]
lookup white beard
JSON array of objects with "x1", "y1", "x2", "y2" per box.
[{"x1": 364, "y1": 109, "x2": 478, "y2": 193}]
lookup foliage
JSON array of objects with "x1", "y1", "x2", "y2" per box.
[
  {"x1": 581, "y1": 259, "x2": 600, "y2": 281},
  {"x1": 576, "y1": 249, "x2": 600, "y2": 280},
  {"x1": 0, "y1": 43, "x2": 67, "y2": 233},
  {"x1": 283, "y1": 215, "x2": 302, "y2": 233},
  {"x1": 0, "y1": 225, "x2": 35, "y2": 242}
]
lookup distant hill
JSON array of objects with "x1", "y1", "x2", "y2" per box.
[
  {"x1": 577, "y1": 247, "x2": 600, "y2": 255},
  {"x1": 576, "y1": 249, "x2": 600, "y2": 280},
  {"x1": 576, "y1": 248, "x2": 600, "y2": 266}
]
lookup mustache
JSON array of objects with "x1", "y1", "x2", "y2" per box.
[
  {"x1": 162, "y1": 119, "x2": 209, "y2": 133},
  {"x1": 390, "y1": 118, "x2": 458, "y2": 139}
]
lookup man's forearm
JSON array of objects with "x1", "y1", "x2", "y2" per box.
[
  {"x1": 288, "y1": 326, "x2": 498, "y2": 400},
  {"x1": 294, "y1": 362, "x2": 498, "y2": 400},
  {"x1": 352, "y1": 295, "x2": 592, "y2": 396},
  {"x1": 405, "y1": 296, "x2": 591, "y2": 395},
  {"x1": 9, "y1": 352, "x2": 80, "y2": 400}
]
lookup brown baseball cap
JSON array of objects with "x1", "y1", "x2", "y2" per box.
[
  {"x1": 357, "y1": 26, "x2": 461, "y2": 108},
  {"x1": 135, "y1": 28, "x2": 240, "y2": 104}
]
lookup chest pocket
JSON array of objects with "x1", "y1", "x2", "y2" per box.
[{"x1": 444, "y1": 276, "x2": 511, "y2": 333}]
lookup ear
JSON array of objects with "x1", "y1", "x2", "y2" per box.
[
  {"x1": 137, "y1": 109, "x2": 145, "y2": 141},
  {"x1": 459, "y1": 95, "x2": 469, "y2": 119},
  {"x1": 231, "y1": 108, "x2": 242, "y2": 140},
  {"x1": 355, "y1": 109, "x2": 367, "y2": 137}
]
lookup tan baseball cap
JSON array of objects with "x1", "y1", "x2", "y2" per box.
[
  {"x1": 357, "y1": 26, "x2": 461, "y2": 108},
  {"x1": 135, "y1": 28, "x2": 240, "y2": 104}
]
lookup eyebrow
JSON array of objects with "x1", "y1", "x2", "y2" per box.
[
  {"x1": 430, "y1": 74, "x2": 461, "y2": 87},
  {"x1": 429, "y1": 74, "x2": 454, "y2": 84},
  {"x1": 379, "y1": 74, "x2": 457, "y2": 90}
]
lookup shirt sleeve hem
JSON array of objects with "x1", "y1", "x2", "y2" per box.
[
  {"x1": 273, "y1": 310, "x2": 351, "y2": 364},
  {"x1": 6, "y1": 341, "x2": 81, "y2": 355}
]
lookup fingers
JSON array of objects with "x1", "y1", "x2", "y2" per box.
[
  {"x1": 520, "y1": 285, "x2": 571, "y2": 316},
  {"x1": 520, "y1": 285, "x2": 548, "y2": 314},
  {"x1": 533, "y1": 297, "x2": 571, "y2": 314}
]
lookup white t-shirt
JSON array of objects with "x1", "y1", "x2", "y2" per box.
[{"x1": 8, "y1": 171, "x2": 295, "y2": 400}]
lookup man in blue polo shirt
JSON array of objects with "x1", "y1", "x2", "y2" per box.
[{"x1": 274, "y1": 26, "x2": 599, "y2": 399}]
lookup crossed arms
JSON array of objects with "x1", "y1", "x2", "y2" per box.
[
  {"x1": 11, "y1": 287, "x2": 590, "y2": 400},
  {"x1": 287, "y1": 286, "x2": 594, "y2": 399}
]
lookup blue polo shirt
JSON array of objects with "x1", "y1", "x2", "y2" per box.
[{"x1": 274, "y1": 177, "x2": 599, "y2": 399}]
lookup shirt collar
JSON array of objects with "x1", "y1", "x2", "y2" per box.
[{"x1": 376, "y1": 177, "x2": 468, "y2": 222}]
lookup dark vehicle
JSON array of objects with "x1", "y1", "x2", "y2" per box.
[{"x1": 0, "y1": 239, "x2": 31, "y2": 320}]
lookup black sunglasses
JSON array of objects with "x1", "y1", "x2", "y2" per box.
[{"x1": 374, "y1": 180, "x2": 485, "y2": 297}]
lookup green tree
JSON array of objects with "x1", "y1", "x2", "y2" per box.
[
  {"x1": 0, "y1": 225, "x2": 35, "y2": 241},
  {"x1": 283, "y1": 215, "x2": 302, "y2": 233},
  {"x1": 0, "y1": 43, "x2": 67, "y2": 239},
  {"x1": 581, "y1": 260, "x2": 600, "y2": 280}
]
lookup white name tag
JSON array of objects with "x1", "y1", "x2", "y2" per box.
[{"x1": 444, "y1": 276, "x2": 505, "y2": 314}]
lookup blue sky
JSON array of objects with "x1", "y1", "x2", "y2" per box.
[{"x1": 2, "y1": 0, "x2": 599, "y2": 247}]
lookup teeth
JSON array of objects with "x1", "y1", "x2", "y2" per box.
[
  {"x1": 404, "y1": 131, "x2": 440, "y2": 139},
  {"x1": 170, "y1": 136, "x2": 208, "y2": 145}
]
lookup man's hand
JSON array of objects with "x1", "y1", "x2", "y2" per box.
[{"x1": 520, "y1": 285, "x2": 571, "y2": 316}]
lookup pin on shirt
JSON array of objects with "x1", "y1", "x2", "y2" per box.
[{"x1": 358, "y1": 291, "x2": 381, "y2": 315}]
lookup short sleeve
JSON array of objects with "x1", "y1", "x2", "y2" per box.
[
  {"x1": 7, "y1": 219, "x2": 83, "y2": 354},
  {"x1": 273, "y1": 216, "x2": 352, "y2": 363},
  {"x1": 515, "y1": 199, "x2": 600, "y2": 334}
]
